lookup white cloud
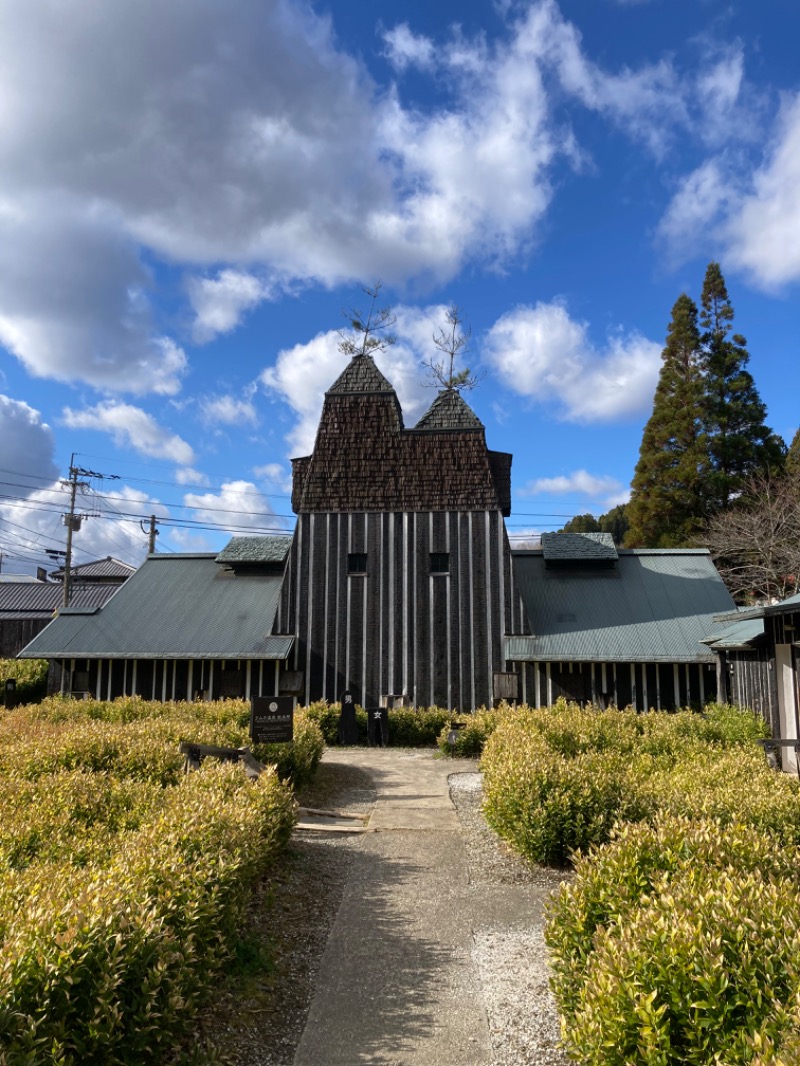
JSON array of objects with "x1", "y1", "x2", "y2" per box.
[
  {"x1": 188, "y1": 270, "x2": 273, "y2": 342},
  {"x1": 61, "y1": 402, "x2": 195, "y2": 464},
  {"x1": 183, "y1": 480, "x2": 286, "y2": 534},
  {"x1": 0, "y1": 204, "x2": 187, "y2": 394},
  {"x1": 659, "y1": 92, "x2": 800, "y2": 288},
  {"x1": 726, "y1": 93, "x2": 800, "y2": 286},
  {"x1": 483, "y1": 301, "x2": 660, "y2": 422},
  {"x1": 657, "y1": 157, "x2": 739, "y2": 257},
  {"x1": 0, "y1": 481, "x2": 166, "y2": 573},
  {"x1": 523, "y1": 469, "x2": 629, "y2": 509},
  {"x1": 201, "y1": 394, "x2": 258, "y2": 427},
  {"x1": 0, "y1": 0, "x2": 770, "y2": 385},
  {"x1": 0, "y1": 395, "x2": 58, "y2": 492},
  {"x1": 253, "y1": 463, "x2": 292, "y2": 492},
  {"x1": 175, "y1": 467, "x2": 211, "y2": 487},
  {"x1": 382, "y1": 24, "x2": 435, "y2": 72}
]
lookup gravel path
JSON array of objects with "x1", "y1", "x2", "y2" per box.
[{"x1": 193, "y1": 754, "x2": 572, "y2": 1065}]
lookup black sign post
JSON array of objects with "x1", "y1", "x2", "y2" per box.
[
  {"x1": 367, "y1": 706, "x2": 389, "y2": 747},
  {"x1": 250, "y1": 696, "x2": 294, "y2": 744},
  {"x1": 338, "y1": 689, "x2": 359, "y2": 745}
]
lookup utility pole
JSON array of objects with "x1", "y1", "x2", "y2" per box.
[
  {"x1": 61, "y1": 456, "x2": 119, "y2": 607},
  {"x1": 142, "y1": 514, "x2": 159, "y2": 554},
  {"x1": 62, "y1": 456, "x2": 87, "y2": 608}
]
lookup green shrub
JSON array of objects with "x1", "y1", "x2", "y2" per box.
[
  {"x1": 1, "y1": 698, "x2": 324, "y2": 790},
  {"x1": 0, "y1": 762, "x2": 295, "y2": 1064},
  {"x1": 557, "y1": 844, "x2": 800, "y2": 1063},
  {"x1": 306, "y1": 700, "x2": 452, "y2": 747},
  {"x1": 436, "y1": 706, "x2": 504, "y2": 757},
  {"x1": 480, "y1": 702, "x2": 784, "y2": 867},
  {"x1": 545, "y1": 816, "x2": 800, "y2": 1024},
  {"x1": 482, "y1": 723, "x2": 656, "y2": 866},
  {"x1": 0, "y1": 658, "x2": 48, "y2": 706},
  {"x1": 252, "y1": 707, "x2": 324, "y2": 790},
  {"x1": 386, "y1": 705, "x2": 452, "y2": 746}
]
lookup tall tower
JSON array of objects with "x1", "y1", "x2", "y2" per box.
[{"x1": 276, "y1": 354, "x2": 526, "y2": 709}]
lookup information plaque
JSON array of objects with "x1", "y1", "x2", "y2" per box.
[{"x1": 250, "y1": 696, "x2": 294, "y2": 744}]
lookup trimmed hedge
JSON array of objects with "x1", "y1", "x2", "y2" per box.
[
  {"x1": 481, "y1": 702, "x2": 777, "y2": 866},
  {"x1": 546, "y1": 816, "x2": 800, "y2": 1065},
  {"x1": 0, "y1": 658, "x2": 48, "y2": 706},
  {"x1": 304, "y1": 700, "x2": 452, "y2": 747},
  {"x1": 0, "y1": 763, "x2": 295, "y2": 1063},
  {"x1": 0, "y1": 696, "x2": 323, "y2": 1063},
  {"x1": 0, "y1": 696, "x2": 324, "y2": 790}
]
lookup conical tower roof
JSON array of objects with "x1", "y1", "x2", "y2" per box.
[
  {"x1": 414, "y1": 388, "x2": 484, "y2": 431},
  {"x1": 327, "y1": 354, "x2": 396, "y2": 395}
]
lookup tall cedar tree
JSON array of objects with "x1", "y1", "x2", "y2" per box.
[
  {"x1": 786, "y1": 427, "x2": 800, "y2": 480},
  {"x1": 699, "y1": 262, "x2": 784, "y2": 511},
  {"x1": 626, "y1": 294, "x2": 706, "y2": 547}
]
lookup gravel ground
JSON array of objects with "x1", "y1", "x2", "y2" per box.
[
  {"x1": 191, "y1": 758, "x2": 572, "y2": 1066},
  {"x1": 449, "y1": 772, "x2": 571, "y2": 1066}
]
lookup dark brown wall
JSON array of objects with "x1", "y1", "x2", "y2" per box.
[{"x1": 277, "y1": 510, "x2": 524, "y2": 710}]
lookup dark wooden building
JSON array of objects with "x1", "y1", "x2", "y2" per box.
[
  {"x1": 277, "y1": 355, "x2": 523, "y2": 709},
  {"x1": 20, "y1": 357, "x2": 741, "y2": 715}
]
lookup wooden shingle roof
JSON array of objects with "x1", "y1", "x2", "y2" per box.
[
  {"x1": 413, "y1": 389, "x2": 484, "y2": 431},
  {"x1": 292, "y1": 357, "x2": 511, "y2": 514}
]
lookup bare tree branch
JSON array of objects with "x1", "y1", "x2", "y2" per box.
[
  {"x1": 703, "y1": 473, "x2": 800, "y2": 603},
  {"x1": 338, "y1": 282, "x2": 397, "y2": 359},
  {"x1": 421, "y1": 305, "x2": 484, "y2": 391}
]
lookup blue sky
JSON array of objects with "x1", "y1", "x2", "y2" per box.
[{"x1": 1, "y1": 0, "x2": 799, "y2": 574}]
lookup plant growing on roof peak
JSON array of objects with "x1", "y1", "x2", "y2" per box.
[
  {"x1": 421, "y1": 304, "x2": 484, "y2": 391},
  {"x1": 337, "y1": 281, "x2": 397, "y2": 359}
]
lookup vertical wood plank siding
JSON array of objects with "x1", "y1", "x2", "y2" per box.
[{"x1": 280, "y1": 509, "x2": 518, "y2": 710}]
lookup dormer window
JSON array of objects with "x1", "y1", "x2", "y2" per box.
[{"x1": 348, "y1": 553, "x2": 368, "y2": 575}]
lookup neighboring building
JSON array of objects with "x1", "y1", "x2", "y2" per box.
[
  {"x1": 704, "y1": 593, "x2": 800, "y2": 773},
  {"x1": 48, "y1": 556, "x2": 135, "y2": 585},
  {"x1": 1, "y1": 580, "x2": 121, "y2": 659},
  {"x1": 20, "y1": 354, "x2": 739, "y2": 711}
]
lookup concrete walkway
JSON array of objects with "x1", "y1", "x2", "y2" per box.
[{"x1": 292, "y1": 748, "x2": 554, "y2": 1066}]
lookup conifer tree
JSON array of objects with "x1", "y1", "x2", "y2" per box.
[
  {"x1": 786, "y1": 427, "x2": 800, "y2": 481},
  {"x1": 699, "y1": 262, "x2": 784, "y2": 510},
  {"x1": 626, "y1": 294, "x2": 706, "y2": 547}
]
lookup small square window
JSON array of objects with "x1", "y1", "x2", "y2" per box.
[
  {"x1": 430, "y1": 552, "x2": 450, "y2": 574},
  {"x1": 348, "y1": 552, "x2": 368, "y2": 574}
]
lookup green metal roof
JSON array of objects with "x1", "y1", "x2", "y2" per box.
[
  {"x1": 19, "y1": 554, "x2": 293, "y2": 660},
  {"x1": 215, "y1": 535, "x2": 293, "y2": 565},
  {"x1": 541, "y1": 531, "x2": 617, "y2": 563},
  {"x1": 701, "y1": 617, "x2": 765, "y2": 650},
  {"x1": 508, "y1": 549, "x2": 735, "y2": 663}
]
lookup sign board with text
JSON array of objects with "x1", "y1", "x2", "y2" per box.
[{"x1": 250, "y1": 696, "x2": 294, "y2": 744}]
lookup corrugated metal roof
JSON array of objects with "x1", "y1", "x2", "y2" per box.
[
  {"x1": 0, "y1": 582, "x2": 118, "y2": 618},
  {"x1": 18, "y1": 554, "x2": 293, "y2": 660},
  {"x1": 541, "y1": 532, "x2": 618, "y2": 562},
  {"x1": 508, "y1": 549, "x2": 735, "y2": 663},
  {"x1": 49, "y1": 557, "x2": 135, "y2": 580},
  {"x1": 215, "y1": 535, "x2": 293, "y2": 565},
  {"x1": 413, "y1": 389, "x2": 484, "y2": 431},
  {"x1": 701, "y1": 617, "x2": 765, "y2": 649}
]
